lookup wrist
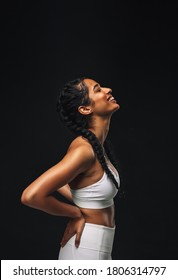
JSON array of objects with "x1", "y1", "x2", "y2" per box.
[{"x1": 73, "y1": 206, "x2": 83, "y2": 218}]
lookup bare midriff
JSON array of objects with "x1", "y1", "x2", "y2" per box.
[{"x1": 79, "y1": 204, "x2": 115, "y2": 228}]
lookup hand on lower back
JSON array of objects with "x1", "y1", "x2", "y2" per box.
[{"x1": 60, "y1": 216, "x2": 85, "y2": 248}]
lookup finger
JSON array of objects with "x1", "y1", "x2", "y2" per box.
[
  {"x1": 61, "y1": 237, "x2": 69, "y2": 248},
  {"x1": 61, "y1": 232, "x2": 75, "y2": 247},
  {"x1": 75, "y1": 232, "x2": 82, "y2": 248},
  {"x1": 75, "y1": 221, "x2": 85, "y2": 248},
  {"x1": 63, "y1": 223, "x2": 71, "y2": 235}
]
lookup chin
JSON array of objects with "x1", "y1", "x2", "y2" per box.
[{"x1": 112, "y1": 103, "x2": 120, "y2": 111}]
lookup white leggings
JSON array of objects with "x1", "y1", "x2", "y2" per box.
[{"x1": 58, "y1": 223, "x2": 115, "y2": 260}]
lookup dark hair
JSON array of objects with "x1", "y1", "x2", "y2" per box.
[{"x1": 56, "y1": 77, "x2": 124, "y2": 196}]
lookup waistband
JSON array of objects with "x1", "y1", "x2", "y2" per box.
[{"x1": 67, "y1": 223, "x2": 115, "y2": 253}]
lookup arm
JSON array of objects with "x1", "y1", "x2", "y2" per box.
[
  {"x1": 21, "y1": 144, "x2": 95, "y2": 219},
  {"x1": 56, "y1": 184, "x2": 73, "y2": 202}
]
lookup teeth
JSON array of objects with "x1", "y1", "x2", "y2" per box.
[{"x1": 109, "y1": 96, "x2": 114, "y2": 101}]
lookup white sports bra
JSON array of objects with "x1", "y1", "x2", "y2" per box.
[{"x1": 70, "y1": 168, "x2": 120, "y2": 209}]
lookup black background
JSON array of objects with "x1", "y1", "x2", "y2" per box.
[{"x1": 1, "y1": 0, "x2": 177, "y2": 260}]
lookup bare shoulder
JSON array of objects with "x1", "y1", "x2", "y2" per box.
[{"x1": 67, "y1": 136, "x2": 95, "y2": 163}]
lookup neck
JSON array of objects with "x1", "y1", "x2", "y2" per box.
[{"x1": 88, "y1": 116, "x2": 111, "y2": 146}]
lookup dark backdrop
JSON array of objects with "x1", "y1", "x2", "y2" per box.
[{"x1": 1, "y1": 0, "x2": 177, "y2": 260}]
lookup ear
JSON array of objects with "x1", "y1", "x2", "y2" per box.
[{"x1": 78, "y1": 105, "x2": 93, "y2": 115}]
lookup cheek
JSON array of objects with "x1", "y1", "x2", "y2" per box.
[
  {"x1": 96, "y1": 95, "x2": 107, "y2": 104},
  {"x1": 94, "y1": 98, "x2": 107, "y2": 110}
]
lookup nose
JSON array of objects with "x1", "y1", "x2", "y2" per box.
[{"x1": 103, "y1": 87, "x2": 112, "y2": 95}]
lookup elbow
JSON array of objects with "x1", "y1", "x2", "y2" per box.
[
  {"x1": 20, "y1": 191, "x2": 28, "y2": 206},
  {"x1": 21, "y1": 189, "x2": 37, "y2": 207}
]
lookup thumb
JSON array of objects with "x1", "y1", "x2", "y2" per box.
[{"x1": 75, "y1": 232, "x2": 82, "y2": 248}]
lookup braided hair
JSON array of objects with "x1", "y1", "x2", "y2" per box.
[{"x1": 56, "y1": 77, "x2": 123, "y2": 196}]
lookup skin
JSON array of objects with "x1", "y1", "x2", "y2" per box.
[{"x1": 21, "y1": 78, "x2": 120, "y2": 248}]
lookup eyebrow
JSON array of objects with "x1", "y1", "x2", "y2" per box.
[{"x1": 93, "y1": 83, "x2": 100, "y2": 91}]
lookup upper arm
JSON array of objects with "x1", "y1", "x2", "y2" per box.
[{"x1": 22, "y1": 144, "x2": 95, "y2": 199}]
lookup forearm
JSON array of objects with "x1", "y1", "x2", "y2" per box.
[
  {"x1": 56, "y1": 184, "x2": 73, "y2": 202},
  {"x1": 22, "y1": 194, "x2": 82, "y2": 218}
]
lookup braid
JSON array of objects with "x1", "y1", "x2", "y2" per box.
[
  {"x1": 56, "y1": 77, "x2": 123, "y2": 194},
  {"x1": 104, "y1": 139, "x2": 125, "y2": 196},
  {"x1": 104, "y1": 139, "x2": 119, "y2": 171},
  {"x1": 78, "y1": 128, "x2": 120, "y2": 190}
]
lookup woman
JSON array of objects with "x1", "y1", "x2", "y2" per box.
[{"x1": 21, "y1": 77, "x2": 123, "y2": 260}]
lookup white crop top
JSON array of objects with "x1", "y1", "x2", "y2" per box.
[{"x1": 70, "y1": 168, "x2": 120, "y2": 209}]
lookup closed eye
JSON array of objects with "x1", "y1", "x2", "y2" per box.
[{"x1": 93, "y1": 84, "x2": 101, "y2": 93}]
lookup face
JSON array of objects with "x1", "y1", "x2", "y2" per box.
[{"x1": 83, "y1": 78, "x2": 120, "y2": 117}]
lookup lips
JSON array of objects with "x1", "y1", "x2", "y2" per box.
[{"x1": 107, "y1": 95, "x2": 116, "y2": 102}]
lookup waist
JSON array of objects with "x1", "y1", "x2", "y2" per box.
[{"x1": 80, "y1": 205, "x2": 115, "y2": 228}]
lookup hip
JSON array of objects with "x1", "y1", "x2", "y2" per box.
[
  {"x1": 67, "y1": 222, "x2": 115, "y2": 252},
  {"x1": 58, "y1": 222, "x2": 116, "y2": 259}
]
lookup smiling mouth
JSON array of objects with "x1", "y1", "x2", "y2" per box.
[{"x1": 107, "y1": 96, "x2": 116, "y2": 102}]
